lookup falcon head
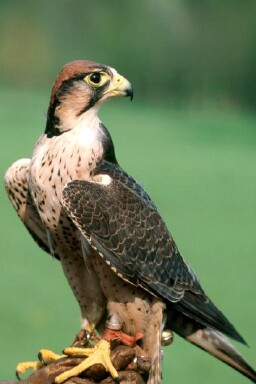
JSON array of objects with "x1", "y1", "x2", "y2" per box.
[{"x1": 45, "y1": 60, "x2": 133, "y2": 136}]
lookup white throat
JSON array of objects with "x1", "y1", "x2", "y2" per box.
[{"x1": 71, "y1": 107, "x2": 102, "y2": 148}]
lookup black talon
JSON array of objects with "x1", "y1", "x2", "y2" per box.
[
  {"x1": 16, "y1": 370, "x2": 21, "y2": 381},
  {"x1": 38, "y1": 351, "x2": 46, "y2": 365},
  {"x1": 114, "y1": 376, "x2": 120, "y2": 383}
]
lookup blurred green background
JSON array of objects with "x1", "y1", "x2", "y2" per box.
[{"x1": 1, "y1": 1, "x2": 256, "y2": 383}]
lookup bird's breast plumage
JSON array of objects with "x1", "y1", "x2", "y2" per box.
[{"x1": 29, "y1": 118, "x2": 105, "y2": 233}]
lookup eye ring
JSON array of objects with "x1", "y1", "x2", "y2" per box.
[{"x1": 84, "y1": 72, "x2": 108, "y2": 87}]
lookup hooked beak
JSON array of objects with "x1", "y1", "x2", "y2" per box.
[{"x1": 103, "y1": 71, "x2": 133, "y2": 101}]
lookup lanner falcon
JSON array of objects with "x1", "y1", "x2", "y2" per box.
[{"x1": 5, "y1": 60, "x2": 256, "y2": 383}]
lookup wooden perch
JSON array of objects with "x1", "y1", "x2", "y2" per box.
[{"x1": 0, "y1": 345, "x2": 151, "y2": 384}]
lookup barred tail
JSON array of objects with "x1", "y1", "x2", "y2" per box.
[
  {"x1": 187, "y1": 328, "x2": 256, "y2": 383},
  {"x1": 166, "y1": 307, "x2": 256, "y2": 383}
]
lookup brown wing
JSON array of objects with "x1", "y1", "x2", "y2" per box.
[
  {"x1": 62, "y1": 162, "x2": 205, "y2": 303},
  {"x1": 62, "y1": 161, "x2": 246, "y2": 344}
]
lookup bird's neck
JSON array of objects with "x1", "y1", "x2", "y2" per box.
[
  {"x1": 44, "y1": 106, "x2": 117, "y2": 165},
  {"x1": 45, "y1": 102, "x2": 101, "y2": 137}
]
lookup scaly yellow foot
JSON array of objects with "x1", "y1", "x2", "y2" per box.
[
  {"x1": 16, "y1": 361, "x2": 44, "y2": 380},
  {"x1": 55, "y1": 339, "x2": 119, "y2": 384},
  {"x1": 16, "y1": 350, "x2": 65, "y2": 379},
  {"x1": 38, "y1": 349, "x2": 64, "y2": 363}
]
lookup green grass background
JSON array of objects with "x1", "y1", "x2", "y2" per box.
[{"x1": 1, "y1": 89, "x2": 256, "y2": 383}]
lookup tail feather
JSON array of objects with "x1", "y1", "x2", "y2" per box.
[
  {"x1": 187, "y1": 328, "x2": 256, "y2": 383},
  {"x1": 166, "y1": 308, "x2": 256, "y2": 383},
  {"x1": 173, "y1": 291, "x2": 246, "y2": 344}
]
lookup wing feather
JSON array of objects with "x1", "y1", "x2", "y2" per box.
[{"x1": 62, "y1": 161, "x2": 205, "y2": 303}]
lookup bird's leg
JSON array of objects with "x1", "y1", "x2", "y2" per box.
[
  {"x1": 16, "y1": 317, "x2": 147, "y2": 383},
  {"x1": 103, "y1": 314, "x2": 144, "y2": 346},
  {"x1": 55, "y1": 339, "x2": 118, "y2": 383},
  {"x1": 53, "y1": 315, "x2": 145, "y2": 384},
  {"x1": 53, "y1": 316, "x2": 121, "y2": 383},
  {"x1": 48, "y1": 320, "x2": 113, "y2": 383},
  {"x1": 71, "y1": 328, "x2": 93, "y2": 347}
]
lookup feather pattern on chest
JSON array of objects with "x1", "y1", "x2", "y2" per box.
[{"x1": 29, "y1": 112, "x2": 105, "y2": 230}]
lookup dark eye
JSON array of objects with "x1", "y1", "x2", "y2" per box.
[
  {"x1": 89, "y1": 73, "x2": 101, "y2": 84},
  {"x1": 84, "y1": 71, "x2": 108, "y2": 87}
]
